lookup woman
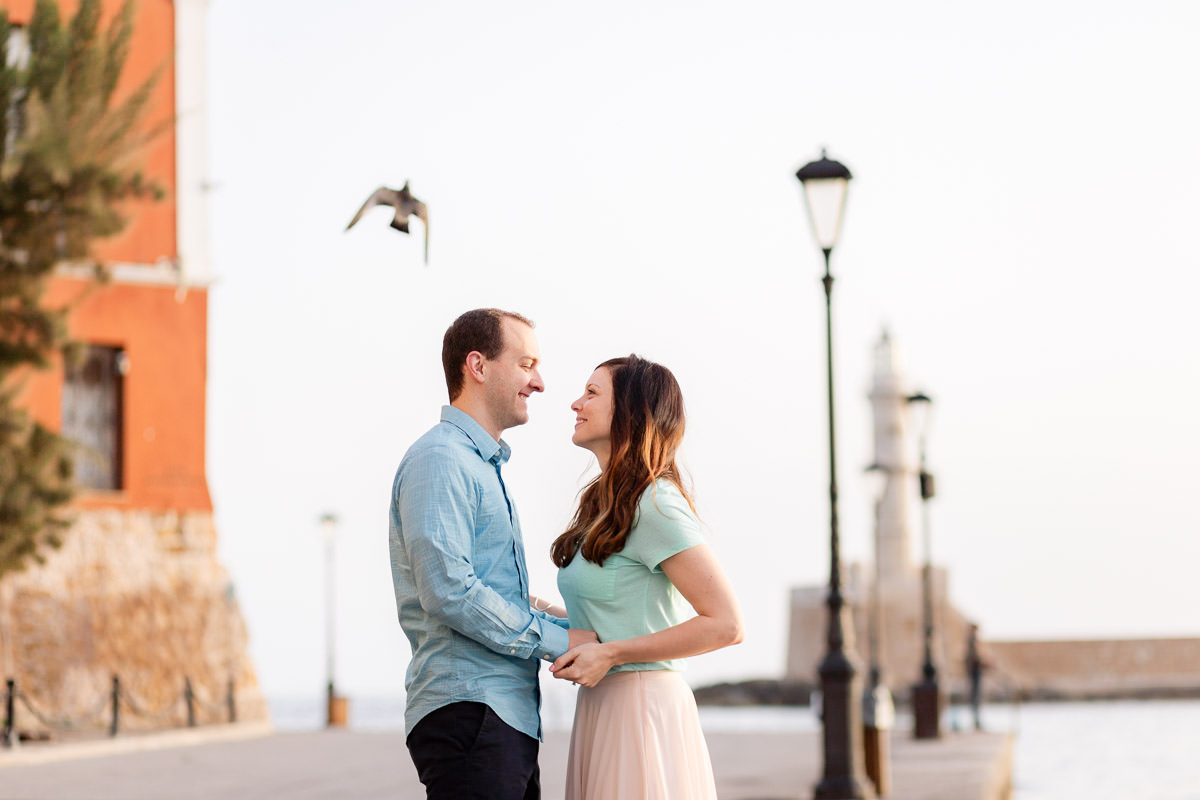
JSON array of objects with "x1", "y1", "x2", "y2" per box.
[{"x1": 546, "y1": 354, "x2": 743, "y2": 800}]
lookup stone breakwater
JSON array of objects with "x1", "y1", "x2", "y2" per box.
[
  {"x1": 983, "y1": 637, "x2": 1200, "y2": 700},
  {"x1": 0, "y1": 510, "x2": 266, "y2": 736}
]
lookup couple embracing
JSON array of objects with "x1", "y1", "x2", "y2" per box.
[{"x1": 389, "y1": 308, "x2": 744, "y2": 800}]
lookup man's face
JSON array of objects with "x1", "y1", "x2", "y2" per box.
[{"x1": 483, "y1": 318, "x2": 544, "y2": 432}]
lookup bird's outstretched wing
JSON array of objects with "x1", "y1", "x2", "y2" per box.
[
  {"x1": 345, "y1": 182, "x2": 430, "y2": 264},
  {"x1": 345, "y1": 187, "x2": 400, "y2": 231}
]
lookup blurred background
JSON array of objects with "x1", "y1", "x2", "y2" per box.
[{"x1": 205, "y1": 0, "x2": 1199, "y2": 701}]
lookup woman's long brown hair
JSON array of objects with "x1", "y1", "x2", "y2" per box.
[{"x1": 551, "y1": 355, "x2": 695, "y2": 567}]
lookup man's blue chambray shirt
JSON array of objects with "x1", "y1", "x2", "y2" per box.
[{"x1": 389, "y1": 405, "x2": 570, "y2": 741}]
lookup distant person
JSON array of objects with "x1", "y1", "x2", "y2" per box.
[
  {"x1": 389, "y1": 308, "x2": 598, "y2": 800},
  {"x1": 546, "y1": 355, "x2": 744, "y2": 800},
  {"x1": 965, "y1": 622, "x2": 990, "y2": 731}
]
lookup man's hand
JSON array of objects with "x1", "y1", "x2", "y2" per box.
[{"x1": 568, "y1": 628, "x2": 599, "y2": 649}]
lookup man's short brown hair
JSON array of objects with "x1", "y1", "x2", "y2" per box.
[{"x1": 442, "y1": 308, "x2": 534, "y2": 401}]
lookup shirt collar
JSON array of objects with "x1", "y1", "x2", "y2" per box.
[{"x1": 441, "y1": 405, "x2": 511, "y2": 465}]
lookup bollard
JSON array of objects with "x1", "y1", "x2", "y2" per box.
[
  {"x1": 227, "y1": 678, "x2": 236, "y2": 723},
  {"x1": 184, "y1": 677, "x2": 196, "y2": 727},
  {"x1": 326, "y1": 683, "x2": 349, "y2": 728},
  {"x1": 862, "y1": 684, "x2": 895, "y2": 796},
  {"x1": 3, "y1": 678, "x2": 15, "y2": 748},
  {"x1": 110, "y1": 676, "x2": 120, "y2": 737},
  {"x1": 912, "y1": 679, "x2": 944, "y2": 740},
  {"x1": 327, "y1": 695, "x2": 349, "y2": 727}
]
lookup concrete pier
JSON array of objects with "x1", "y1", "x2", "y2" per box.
[{"x1": 0, "y1": 723, "x2": 1012, "y2": 800}]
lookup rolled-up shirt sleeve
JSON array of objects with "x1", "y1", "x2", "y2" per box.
[
  {"x1": 538, "y1": 611, "x2": 571, "y2": 631},
  {"x1": 395, "y1": 449, "x2": 570, "y2": 661}
]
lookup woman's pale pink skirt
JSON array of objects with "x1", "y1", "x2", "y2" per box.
[{"x1": 564, "y1": 669, "x2": 717, "y2": 800}]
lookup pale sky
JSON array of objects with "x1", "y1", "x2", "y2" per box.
[{"x1": 204, "y1": 0, "x2": 1200, "y2": 697}]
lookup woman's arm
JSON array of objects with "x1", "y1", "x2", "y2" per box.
[
  {"x1": 549, "y1": 544, "x2": 743, "y2": 687},
  {"x1": 530, "y1": 595, "x2": 568, "y2": 619}
]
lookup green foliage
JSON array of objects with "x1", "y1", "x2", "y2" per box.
[
  {"x1": 0, "y1": 386, "x2": 72, "y2": 574},
  {"x1": 0, "y1": 0, "x2": 164, "y2": 578}
]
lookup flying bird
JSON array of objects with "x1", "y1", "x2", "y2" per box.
[{"x1": 345, "y1": 182, "x2": 430, "y2": 263}]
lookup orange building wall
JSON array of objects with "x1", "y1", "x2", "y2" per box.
[
  {"x1": 21, "y1": 278, "x2": 212, "y2": 512},
  {"x1": 2, "y1": 0, "x2": 178, "y2": 263},
  {"x1": 5, "y1": 0, "x2": 209, "y2": 511}
]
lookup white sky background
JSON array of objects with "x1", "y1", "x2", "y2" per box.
[{"x1": 204, "y1": 1, "x2": 1200, "y2": 698}]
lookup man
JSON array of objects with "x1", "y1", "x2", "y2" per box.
[
  {"x1": 965, "y1": 622, "x2": 990, "y2": 731},
  {"x1": 390, "y1": 308, "x2": 596, "y2": 799}
]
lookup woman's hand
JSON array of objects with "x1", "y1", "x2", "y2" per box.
[{"x1": 549, "y1": 642, "x2": 618, "y2": 688}]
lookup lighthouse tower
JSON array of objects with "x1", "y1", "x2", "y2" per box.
[
  {"x1": 869, "y1": 330, "x2": 916, "y2": 582},
  {"x1": 787, "y1": 329, "x2": 973, "y2": 695}
]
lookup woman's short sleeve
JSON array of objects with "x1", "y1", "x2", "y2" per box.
[{"x1": 626, "y1": 482, "x2": 706, "y2": 572}]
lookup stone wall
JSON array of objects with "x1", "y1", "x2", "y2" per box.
[
  {"x1": 0, "y1": 510, "x2": 266, "y2": 736},
  {"x1": 984, "y1": 638, "x2": 1200, "y2": 699},
  {"x1": 786, "y1": 563, "x2": 976, "y2": 700},
  {"x1": 787, "y1": 570, "x2": 1200, "y2": 702}
]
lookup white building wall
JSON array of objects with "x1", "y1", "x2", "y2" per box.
[{"x1": 174, "y1": 0, "x2": 212, "y2": 287}]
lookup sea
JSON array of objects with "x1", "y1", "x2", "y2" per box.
[{"x1": 268, "y1": 681, "x2": 1200, "y2": 800}]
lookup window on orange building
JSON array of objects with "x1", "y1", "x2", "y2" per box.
[{"x1": 62, "y1": 345, "x2": 127, "y2": 492}]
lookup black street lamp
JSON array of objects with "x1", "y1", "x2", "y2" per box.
[
  {"x1": 796, "y1": 149, "x2": 874, "y2": 800},
  {"x1": 906, "y1": 392, "x2": 942, "y2": 739}
]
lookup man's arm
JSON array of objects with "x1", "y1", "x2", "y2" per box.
[
  {"x1": 534, "y1": 605, "x2": 588, "y2": 641},
  {"x1": 394, "y1": 451, "x2": 585, "y2": 661}
]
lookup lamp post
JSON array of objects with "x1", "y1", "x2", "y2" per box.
[
  {"x1": 796, "y1": 149, "x2": 873, "y2": 800},
  {"x1": 906, "y1": 392, "x2": 942, "y2": 739},
  {"x1": 320, "y1": 512, "x2": 347, "y2": 727}
]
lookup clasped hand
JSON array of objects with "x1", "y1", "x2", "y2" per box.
[{"x1": 550, "y1": 642, "x2": 617, "y2": 688}]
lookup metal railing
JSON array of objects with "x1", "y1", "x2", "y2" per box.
[{"x1": 2, "y1": 675, "x2": 237, "y2": 747}]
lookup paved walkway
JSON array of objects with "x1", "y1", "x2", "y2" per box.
[{"x1": 0, "y1": 723, "x2": 1012, "y2": 799}]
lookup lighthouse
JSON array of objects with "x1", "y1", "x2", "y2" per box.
[
  {"x1": 787, "y1": 330, "x2": 972, "y2": 698},
  {"x1": 869, "y1": 330, "x2": 917, "y2": 582}
]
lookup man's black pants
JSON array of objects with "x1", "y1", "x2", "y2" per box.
[{"x1": 406, "y1": 701, "x2": 540, "y2": 800}]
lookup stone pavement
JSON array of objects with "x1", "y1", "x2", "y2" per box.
[{"x1": 0, "y1": 722, "x2": 1012, "y2": 800}]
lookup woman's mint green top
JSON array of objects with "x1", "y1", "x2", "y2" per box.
[{"x1": 557, "y1": 480, "x2": 706, "y2": 672}]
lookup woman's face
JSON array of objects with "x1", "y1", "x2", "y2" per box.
[{"x1": 570, "y1": 367, "x2": 614, "y2": 464}]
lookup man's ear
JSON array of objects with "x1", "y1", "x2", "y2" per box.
[{"x1": 465, "y1": 351, "x2": 487, "y2": 385}]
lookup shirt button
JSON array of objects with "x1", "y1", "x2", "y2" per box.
[{"x1": 510, "y1": 649, "x2": 515, "y2": 654}]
